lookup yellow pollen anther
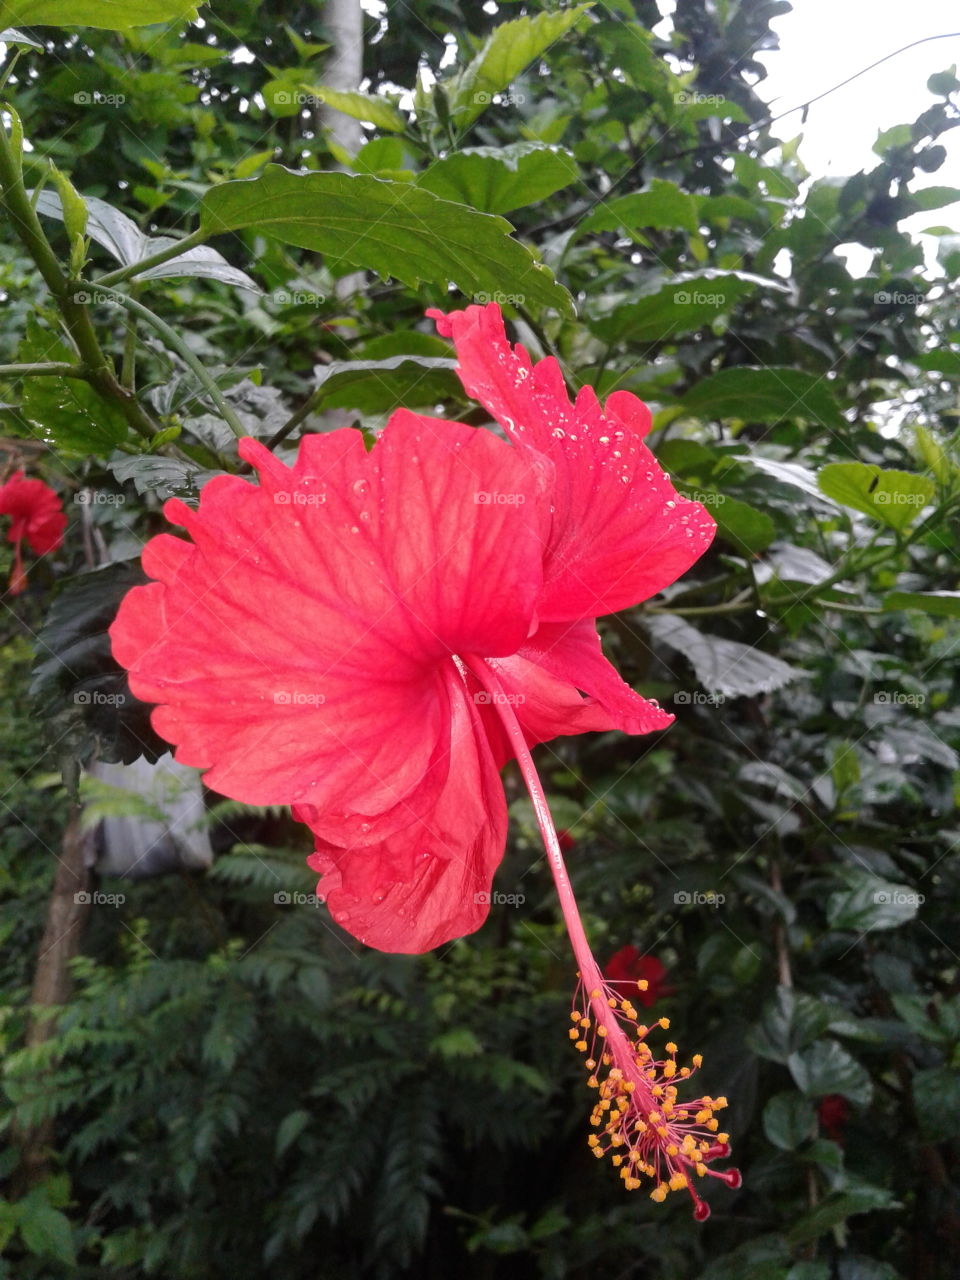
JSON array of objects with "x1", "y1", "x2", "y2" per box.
[
  {"x1": 663, "y1": 1061, "x2": 677, "y2": 1078},
  {"x1": 692, "y1": 1054, "x2": 703, "y2": 1068},
  {"x1": 669, "y1": 1172, "x2": 688, "y2": 1191},
  {"x1": 569, "y1": 1028, "x2": 579, "y2": 1040},
  {"x1": 658, "y1": 1017, "x2": 670, "y2": 1030},
  {"x1": 666, "y1": 1144, "x2": 679, "y2": 1157},
  {"x1": 575, "y1": 1040, "x2": 588, "y2": 1052},
  {"x1": 707, "y1": 1118, "x2": 719, "y2": 1131},
  {"x1": 665, "y1": 1042, "x2": 678, "y2": 1054},
  {"x1": 717, "y1": 1132, "x2": 729, "y2": 1144},
  {"x1": 696, "y1": 1110, "x2": 712, "y2": 1124},
  {"x1": 650, "y1": 1185, "x2": 668, "y2": 1203},
  {"x1": 597, "y1": 1026, "x2": 608, "y2": 1037}
]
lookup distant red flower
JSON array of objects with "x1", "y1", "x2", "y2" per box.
[
  {"x1": 110, "y1": 302, "x2": 735, "y2": 1214},
  {"x1": 0, "y1": 470, "x2": 65, "y2": 595},
  {"x1": 604, "y1": 947, "x2": 674, "y2": 1008},
  {"x1": 817, "y1": 1094, "x2": 850, "y2": 1143},
  {"x1": 557, "y1": 829, "x2": 575, "y2": 852}
]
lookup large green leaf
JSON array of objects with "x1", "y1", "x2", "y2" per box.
[
  {"x1": 200, "y1": 166, "x2": 570, "y2": 312},
  {"x1": 786, "y1": 1188, "x2": 896, "y2": 1247},
  {"x1": 580, "y1": 179, "x2": 698, "y2": 234},
  {"x1": 817, "y1": 462, "x2": 935, "y2": 531},
  {"x1": 826, "y1": 869, "x2": 923, "y2": 932},
  {"x1": 0, "y1": 0, "x2": 197, "y2": 26},
  {"x1": 308, "y1": 355, "x2": 460, "y2": 415},
  {"x1": 589, "y1": 271, "x2": 786, "y2": 342},
  {"x1": 788, "y1": 1040, "x2": 873, "y2": 1106},
  {"x1": 646, "y1": 614, "x2": 805, "y2": 699},
  {"x1": 417, "y1": 143, "x2": 578, "y2": 214},
  {"x1": 763, "y1": 1091, "x2": 816, "y2": 1150},
  {"x1": 682, "y1": 367, "x2": 846, "y2": 430},
  {"x1": 446, "y1": 5, "x2": 593, "y2": 129}
]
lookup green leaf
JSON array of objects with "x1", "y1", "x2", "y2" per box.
[
  {"x1": 682, "y1": 367, "x2": 846, "y2": 430},
  {"x1": 275, "y1": 1109, "x2": 311, "y2": 1158},
  {"x1": 308, "y1": 355, "x2": 460, "y2": 415},
  {"x1": 17, "y1": 1202, "x2": 76, "y2": 1266},
  {"x1": 0, "y1": 25, "x2": 42, "y2": 47},
  {"x1": 747, "y1": 988, "x2": 831, "y2": 1064},
  {"x1": 707, "y1": 494, "x2": 776, "y2": 554},
  {"x1": 0, "y1": 0, "x2": 197, "y2": 27},
  {"x1": 304, "y1": 85, "x2": 406, "y2": 132},
  {"x1": 826, "y1": 870, "x2": 922, "y2": 932},
  {"x1": 817, "y1": 462, "x2": 935, "y2": 531},
  {"x1": 913, "y1": 1065, "x2": 960, "y2": 1141},
  {"x1": 646, "y1": 614, "x2": 805, "y2": 699},
  {"x1": 763, "y1": 1091, "x2": 816, "y2": 1150},
  {"x1": 788, "y1": 1040, "x2": 873, "y2": 1106},
  {"x1": 580, "y1": 179, "x2": 698, "y2": 234},
  {"x1": 33, "y1": 190, "x2": 258, "y2": 289},
  {"x1": 446, "y1": 5, "x2": 593, "y2": 129},
  {"x1": 417, "y1": 142, "x2": 578, "y2": 214},
  {"x1": 787, "y1": 1188, "x2": 895, "y2": 1246},
  {"x1": 910, "y1": 185, "x2": 960, "y2": 212},
  {"x1": 200, "y1": 166, "x2": 570, "y2": 313},
  {"x1": 15, "y1": 319, "x2": 127, "y2": 455},
  {"x1": 883, "y1": 590, "x2": 960, "y2": 619},
  {"x1": 589, "y1": 270, "x2": 787, "y2": 342},
  {"x1": 431, "y1": 1028, "x2": 483, "y2": 1058}
]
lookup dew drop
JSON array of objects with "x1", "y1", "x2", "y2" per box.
[
  {"x1": 666, "y1": 500, "x2": 677, "y2": 509},
  {"x1": 599, "y1": 435, "x2": 610, "y2": 444},
  {"x1": 359, "y1": 511, "x2": 370, "y2": 522},
  {"x1": 350, "y1": 526, "x2": 360, "y2": 534},
  {"x1": 516, "y1": 367, "x2": 529, "y2": 382},
  {"x1": 552, "y1": 427, "x2": 566, "y2": 440},
  {"x1": 352, "y1": 478, "x2": 369, "y2": 497}
]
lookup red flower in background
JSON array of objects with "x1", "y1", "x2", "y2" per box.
[
  {"x1": 110, "y1": 303, "x2": 737, "y2": 1213},
  {"x1": 817, "y1": 1094, "x2": 850, "y2": 1144},
  {"x1": 0, "y1": 470, "x2": 65, "y2": 595},
  {"x1": 604, "y1": 947, "x2": 674, "y2": 1008}
]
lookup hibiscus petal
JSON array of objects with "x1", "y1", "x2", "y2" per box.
[
  {"x1": 428, "y1": 303, "x2": 716, "y2": 622},
  {"x1": 110, "y1": 415, "x2": 545, "y2": 844},
  {"x1": 481, "y1": 618, "x2": 671, "y2": 758},
  {"x1": 305, "y1": 668, "x2": 507, "y2": 952}
]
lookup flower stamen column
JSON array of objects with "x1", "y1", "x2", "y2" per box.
[{"x1": 466, "y1": 658, "x2": 741, "y2": 1217}]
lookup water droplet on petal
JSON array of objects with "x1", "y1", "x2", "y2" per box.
[
  {"x1": 552, "y1": 427, "x2": 566, "y2": 440},
  {"x1": 352, "y1": 478, "x2": 369, "y2": 497}
]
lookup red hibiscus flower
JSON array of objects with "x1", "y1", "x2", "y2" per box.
[
  {"x1": 0, "y1": 470, "x2": 66, "y2": 595},
  {"x1": 817, "y1": 1094, "x2": 850, "y2": 1144},
  {"x1": 604, "y1": 947, "x2": 674, "y2": 1008},
  {"x1": 110, "y1": 302, "x2": 738, "y2": 1214}
]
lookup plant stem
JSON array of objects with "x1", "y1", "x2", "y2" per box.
[
  {"x1": 0, "y1": 362, "x2": 86, "y2": 378},
  {"x1": 89, "y1": 286, "x2": 246, "y2": 439},
  {"x1": 0, "y1": 117, "x2": 160, "y2": 441},
  {"x1": 96, "y1": 228, "x2": 207, "y2": 287}
]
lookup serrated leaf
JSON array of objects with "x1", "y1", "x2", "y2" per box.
[
  {"x1": 788, "y1": 1040, "x2": 873, "y2": 1107},
  {"x1": 763, "y1": 1091, "x2": 816, "y2": 1150},
  {"x1": 682, "y1": 367, "x2": 846, "y2": 430},
  {"x1": 580, "y1": 179, "x2": 698, "y2": 234},
  {"x1": 740, "y1": 455, "x2": 844, "y2": 508},
  {"x1": 17, "y1": 1203, "x2": 76, "y2": 1265},
  {"x1": 305, "y1": 85, "x2": 405, "y2": 132},
  {"x1": 109, "y1": 454, "x2": 220, "y2": 500},
  {"x1": 446, "y1": 5, "x2": 593, "y2": 130},
  {"x1": 136, "y1": 239, "x2": 260, "y2": 291},
  {"x1": 0, "y1": 0, "x2": 196, "y2": 26},
  {"x1": 787, "y1": 1190, "x2": 895, "y2": 1246},
  {"x1": 883, "y1": 590, "x2": 960, "y2": 618},
  {"x1": 646, "y1": 613, "x2": 805, "y2": 698},
  {"x1": 200, "y1": 166, "x2": 570, "y2": 313},
  {"x1": 747, "y1": 988, "x2": 831, "y2": 1064},
  {"x1": 417, "y1": 142, "x2": 577, "y2": 214},
  {"x1": 589, "y1": 270, "x2": 787, "y2": 342},
  {"x1": 817, "y1": 462, "x2": 935, "y2": 531}
]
